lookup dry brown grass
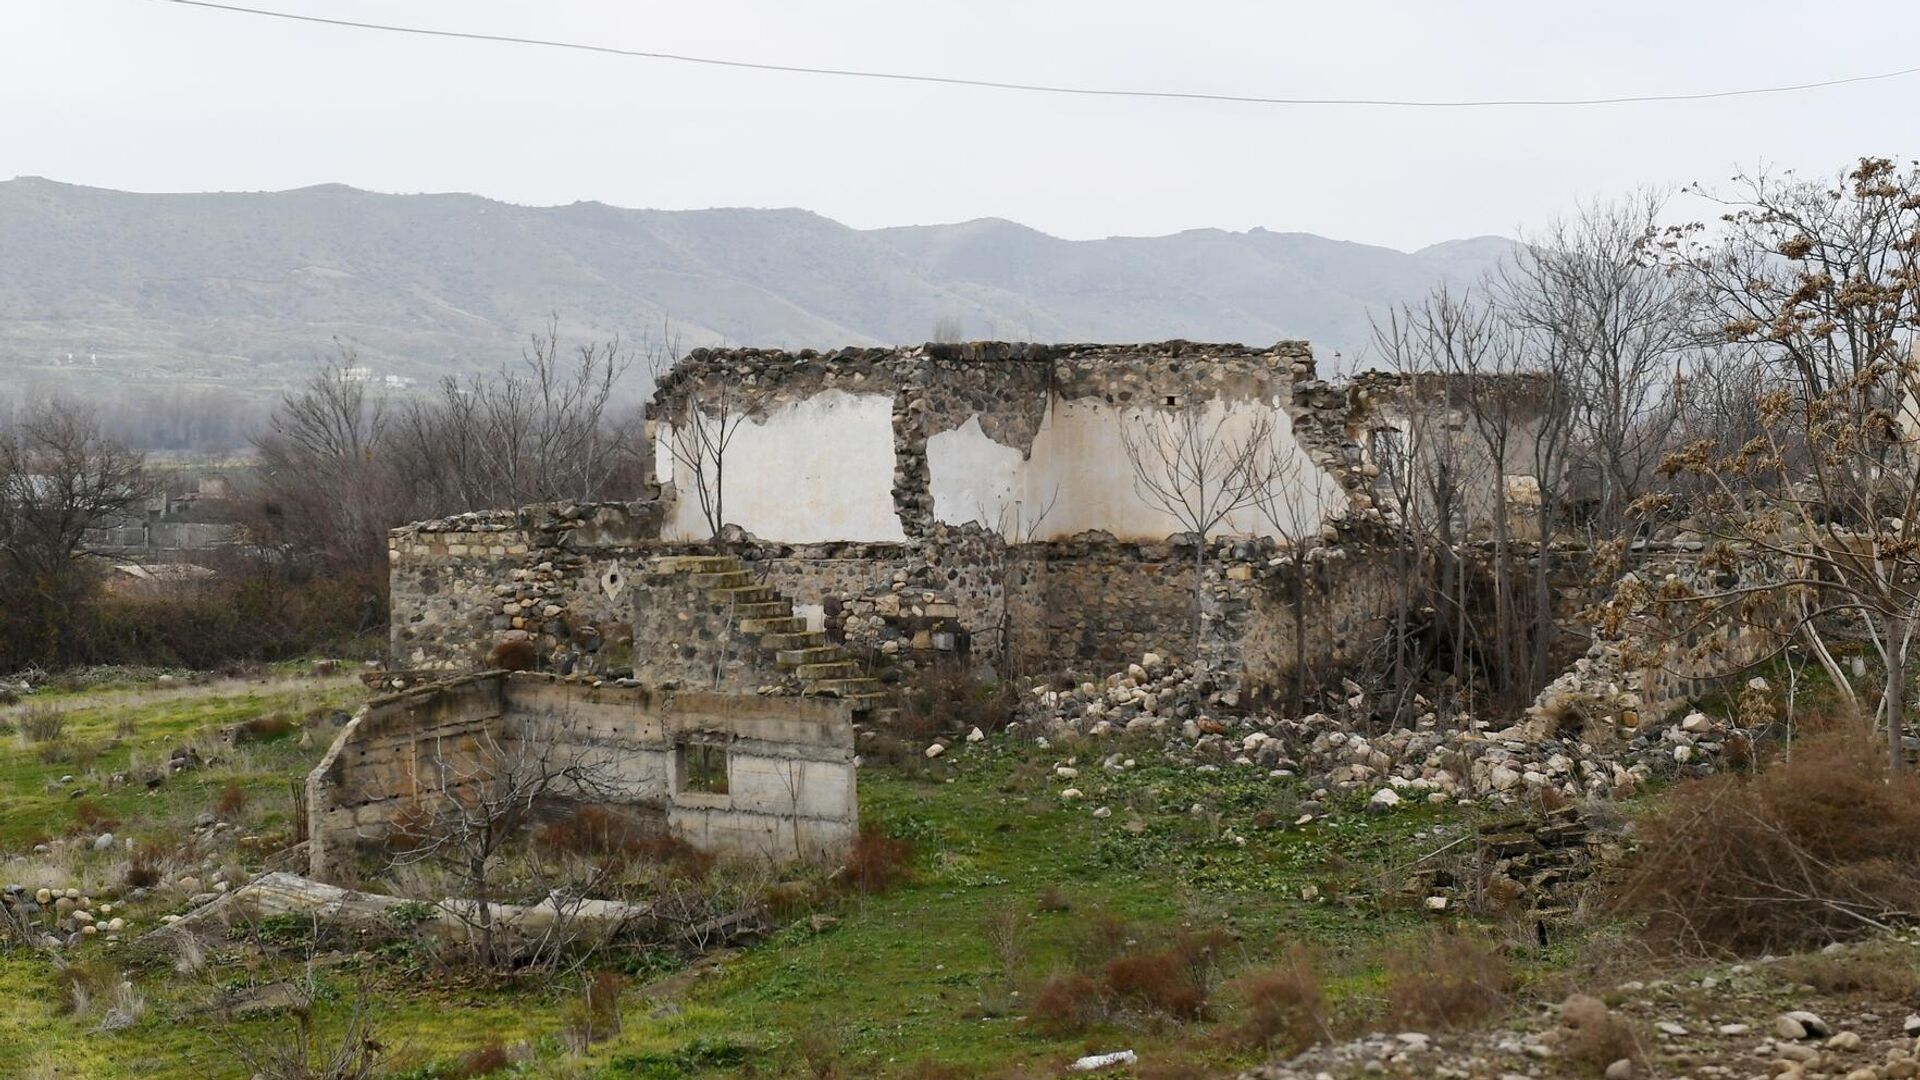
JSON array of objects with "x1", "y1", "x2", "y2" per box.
[
  {"x1": 1226, "y1": 945, "x2": 1330, "y2": 1053},
  {"x1": 1026, "y1": 971, "x2": 1102, "y2": 1036},
  {"x1": 1609, "y1": 726, "x2": 1920, "y2": 955},
  {"x1": 1776, "y1": 949, "x2": 1920, "y2": 1001},
  {"x1": 213, "y1": 781, "x2": 249, "y2": 819},
  {"x1": 487, "y1": 638, "x2": 539, "y2": 672},
  {"x1": 1026, "y1": 920, "x2": 1231, "y2": 1033},
  {"x1": 1382, "y1": 931, "x2": 1513, "y2": 1030},
  {"x1": 453, "y1": 1039, "x2": 511, "y2": 1078},
  {"x1": 840, "y1": 823, "x2": 913, "y2": 894},
  {"x1": 68, "y1": 798, "x2": 120, "y2": 836}
]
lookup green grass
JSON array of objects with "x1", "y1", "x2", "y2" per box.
[{"x1": 0, "y1": 677, "x2": 1507, "y2": 1079}]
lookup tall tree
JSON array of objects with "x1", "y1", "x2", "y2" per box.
[{"x1": 0, "y1": 401, "x2": 153, "y2": 665}]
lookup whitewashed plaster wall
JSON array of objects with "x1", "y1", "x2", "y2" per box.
[
  {"x1": 658, "y1": 390, "x2": 906, "y2": 543},
  {"x1": 927, "y1": 396, "x2": 1344, "y2": 543}
]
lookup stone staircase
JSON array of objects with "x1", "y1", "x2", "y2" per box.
[{"x1": 648, "y1": 555, "x2": 892, "y2": 710}]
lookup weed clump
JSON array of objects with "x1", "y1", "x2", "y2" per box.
[
  {"x1": 19, "y1": 705, "x2": 66, "y2": 743},
  {"x1": 1228, "y1": 945, "x2": 1329, "y2": 1052},
  {"x1": 1383, "y1": 931, "x2": 1512, "y2": 1030},
  {"x1": 841, "y1": 823, "x2": 913, "y2": 894},
  {"x1": 1610, "y1": 727, "x2": 1920, "y2": 954},
  {"x1": 214, "y1": 781, "x2": 249, "y2": 819}
]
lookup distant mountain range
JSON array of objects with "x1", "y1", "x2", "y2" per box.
[{"x1": 0, "y1": 177, "x2": 1515, "y2": 400}]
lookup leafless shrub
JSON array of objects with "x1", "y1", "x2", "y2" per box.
[
  {"x1": 1383, "y1": 931, "x2": 1513, "y2": 1030},
  {"x1": 840, "y1": 824, "x2": 913, "y2": 894},
  {"x1": 19, "y1": 705, "x2": 66, "y2": 743},
  {"x1": 454, "y1": 1039, "x2": 511, "y2": 1078},
  {"x1": 1609, "y1": 727, "x2": 1920, "y2": 954},
  {"x1": 1776, "y1": 948, "x2": 1920, "y2": 1000},
  {"x1": 96, "y1": 976, "x2": 147, "y2": 1032},
  {"x1": 1227, "y1": 945, "x2": 1330, "y2": 1053},
  {"x1": 218, "y1": 970, "x2": 384, "y2": 1080},
  {"x1": 563, "y1": 970, "x2": 625, "y2": 1050}
]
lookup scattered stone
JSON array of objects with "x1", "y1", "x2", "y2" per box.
[{"x1": 923, "y1": 743, "x2": 944, "y2": 759}]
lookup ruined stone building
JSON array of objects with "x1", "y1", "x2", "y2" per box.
[
  {"x1": 387, "y1": 341, "x2": 1529, "y2": 700},
  {"x1": 312, "y1": 339, "x2": 1790, "y2": 877}
]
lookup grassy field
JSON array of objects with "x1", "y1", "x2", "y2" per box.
[{"x1": 0, "y1": 671, "x2": 1558, "y2": 1079}]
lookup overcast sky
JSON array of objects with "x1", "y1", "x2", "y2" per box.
[{"x1": 6, "y1": 0, "x2": 1919, "y2": 251}]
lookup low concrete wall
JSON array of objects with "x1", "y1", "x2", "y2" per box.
[{"x1": 307, "y1": 673, "x2": 858, "y2": 882}]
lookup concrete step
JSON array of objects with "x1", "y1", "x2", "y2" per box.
[
  {"x1": 803, "y1": 677, "x2": 881, "y2": 698},
  {"x1": 776, "y1": 645, "x2": 845, "y2": 668},
  {"x1": 709, "y1": 585, "x2": 777, "y2": 604},
  {"x1": 649, "y1": 555, "x2": 741, "y2": 575},
  {"x1": 761, "y1": 630, "x2": 830, "y2": 651},
  {"x1": 797, "y1": 660, "x2": 862, "y2": 680},
  {"x1": 690, "y1": 570, "x2": 753, "y2": 589},
  {"x1": 740, "y1": 615, "x2": 807, "y2": 635},
  {"x1": 731, "y1": 600, "x2": 792, "y2": 620}
]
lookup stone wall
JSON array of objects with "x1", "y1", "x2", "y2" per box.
[
  {"x1": 651, "y1": 341, "x2": 1338, "y2": 545},
  {"x1": 307, "y1": 672, "x2": 858, "y2": 880},
  {"x1": 389, "y1": 501, "x2": 661, "y2": 671}
]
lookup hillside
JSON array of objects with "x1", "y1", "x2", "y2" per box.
[{"x1": 0, "y1": 178, "x2": 1514, "y2": 398}]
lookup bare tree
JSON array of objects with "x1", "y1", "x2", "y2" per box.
[
  {"x1": 1657, "y1": 157, "x2": 1920, "y2": 769},
  {"x1": 386, "y1": 709, "x2": 621, "y2": 966},
  {"x1": 253, "y1": 353, "x2": 402, "y2": 572},
  {"x1": 661, "y1": 379, "x2": 762, "y2": 541},
  {"x1": 394, "y1": 317, "x2": 649, "y2": 513},
  {"x1": 0, "y1": 400, "x2": 155, "y2": 667},
  {"x1": 1248, "y1": 445, "x2": 1328, "y2": 715},
  {"x1": 1501, "y1": 191, "x2": 1690, "y2": 537},
  {"x1": 1118, "y1": 393, "x2": 1270, "y2": 654},
  {"x1": 931, "y1": 314, "x2": 966, "y2": 344}
]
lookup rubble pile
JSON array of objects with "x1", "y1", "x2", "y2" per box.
[{"x1": 1013, "y1": 652, "x2": 1745, "y2": 807}]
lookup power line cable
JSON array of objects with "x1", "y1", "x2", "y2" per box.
[{"x1": 160, "y1": 0, "x2": 1920, "y2": 109}]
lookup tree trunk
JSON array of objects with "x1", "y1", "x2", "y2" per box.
[
  {"x1": 471, "y1": 856, "x2": 495, "y2": 967},
  {"x1": 1290, "y1": 561, "x2": 1307, "y2": 716},
  {"x1": 1889, "y1": 622, "x2": 1909, "y2": 772},
  {"x1": 1192, "y1": 536, "x2": 1205, "y2": 660}
]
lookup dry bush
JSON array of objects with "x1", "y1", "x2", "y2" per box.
[
  {"x1": 38, "y1": 738, "x2": 97, "y2": 767},
  {"x1": 564, "y1": 971, "x2": 626, "y2": 1049},
  {"x1": 233, "y1": 712, "x2": 295, "y2": 743},
  {"x1": 96, "y1": 976, "x2": 146, "y2": 1033},
  {"x1": 18, "y1": 705, "x2": 66, "y2": 743},
  {"x1": 1776, "y1": 949, "x2": 1920, "y2": 1000},
  {"x1": 1035, "y1": 885, "x2": 1072, "y2": 914},
  {"x1": 1103, "y1": 931, "x2": 1226, "y2": 1022},
  {"x1": 1383, "y1": 931, "x2": 1513, "y2": 1030},
  {"x1": 841, "y1": 823, "x2": 913, "y2": 894},
  {"x1": 454, "y1": 1039, "x2": 511, "y2": 1078},
  {"x1": 983, "y1": 900, "x2": 1026, "y2": 990},
  {"x1": 1228, "y1": 945, "x2": 1330, "y2": 1052},
  {"x1": 1026, "y1": 971, "x2": 1103, "y2": 1035},
  {"x1": 487, "y1": 638, "x2": 539, "y2": 672},
  {"x1": 69, "y1": 798, "x2": 121, "y2": 835},
  {"x1": 214, "y1": 781, "x2": 249, "y2": 819},
  {"x1": 896, "y1": 662, "x2": 1019, "y2": 738},
  {"x1": 124, "y1": 846, "x2": 164, "y2": 889},
  {"x1": 1556, "y1": 993, "x2": 1646, "y2": 1071},
  {"x1": 537, "y1": 807, "x2": 715, "y2": 884},
  {"x1": 1609, "y1": 727, "x2": 1920, "y2": 955},
  {"x1": 1029, "y1": 920, "x2": 1230, "y2": 1033}
]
